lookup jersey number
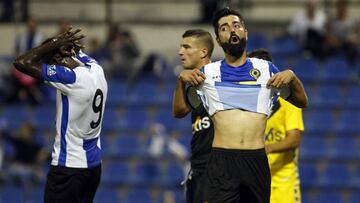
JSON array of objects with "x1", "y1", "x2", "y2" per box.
[{"x1": 90, "y1": 89, "x2": 104, "y2": 129}]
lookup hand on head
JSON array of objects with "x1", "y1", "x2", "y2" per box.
[{"x1": 52, "y1": 27, "x2": 85, "y2": 55}]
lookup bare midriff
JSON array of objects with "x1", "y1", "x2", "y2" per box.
[{"x1": 211, "y1": 109, "x2": 267, "y2": 149}]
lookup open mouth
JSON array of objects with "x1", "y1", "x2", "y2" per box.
[{"x1": 230, "y1": 35, "x2": 240, "y2": 44}]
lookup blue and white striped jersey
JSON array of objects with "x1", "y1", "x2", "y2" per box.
[
  {"x1": 197, "y1": 58, "x2": 279, "y2": 116},
  {"x1": 41, "y1": 51, "x2": 108, "y2": 168}
]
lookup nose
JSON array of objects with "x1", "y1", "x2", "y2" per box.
[{"x1": 178, "y1": 48, "x2": 184, "y2": 56}]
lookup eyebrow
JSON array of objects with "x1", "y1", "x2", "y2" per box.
[
  {"x1": 219, "y1": 21, "x2": 242, "y2": 28},
  {"x1": 180, "y1": 43, "x2": 191, "y2": 48}
]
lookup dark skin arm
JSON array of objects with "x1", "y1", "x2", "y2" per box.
[
  {"x1": 267, "y1": 70, "x2": 308, "y2": 108},
  {"x1": 13, "y1": 28, "x2": 84, "y2": 80}
]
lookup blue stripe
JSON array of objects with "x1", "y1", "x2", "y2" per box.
[
  {"x1": 58, "y1": 94, "x2": 68, "y2": 166},
  {"x1": 76, "y1": 53, "x2": 98, "y2": 67},
  {"x1": 215, "y1": 81, "x2": 261, "y2": 88},
  {"x1": 220, "y1": 59, "x2": 255, "y2": 82},
  {"x1": 83, "y1": 137, "x2": 101, "y2": 167}
]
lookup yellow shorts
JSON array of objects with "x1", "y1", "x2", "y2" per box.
[{"x1": 270, "y1": 184, "x2": 301, "y2": 203}]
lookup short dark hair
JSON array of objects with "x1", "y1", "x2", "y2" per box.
[
  {"x1": 247, "y1": 48, "x2": 273, "y2": 62},
  {"x1": 212, "y1": 7, "x2": 246, "y2": 37},
  {"x1": 182, "y1": 29, "x2": 214, "y2": 57}
]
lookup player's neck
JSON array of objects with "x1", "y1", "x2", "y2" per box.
[
  {"x1": 196, "y1": 58, "x2": 211, "y2": 69},
  {"x1": 225, "y1": 52, "x2": 247, "y2": 67}
]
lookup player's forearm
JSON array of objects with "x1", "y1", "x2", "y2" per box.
[
  {"x1": 172, "y1": 79, "x2": 191, "y2": 118},
  {"x1": 287, "y1": 75, "x2": 308, "y2": 108},
  {"x1": 13, "y1": 41, "x2": 57, "y2": 79}
]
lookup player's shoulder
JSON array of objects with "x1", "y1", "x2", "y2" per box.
[
  {"x1": 200, "y1": 60, "x2": 222, "y2": 73},
  {"x1": 249, "y1": 57, "x2": 270, "y2": 67},
  {"x1": 279, "y1": 97, "x2": 300, "y2": 110}
]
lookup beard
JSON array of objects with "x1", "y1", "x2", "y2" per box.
[{"x1": 220, "y1": 34, "x2": 247, "y2": 58}]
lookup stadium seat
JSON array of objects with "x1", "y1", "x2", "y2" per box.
[
  {"x1": 292, "y1": 57, "x2": 320, "y2": 82},
  {"x1": 134, "y1": 162, "x2": 162, "y2": 185},
  {"x1": 321, "y1": 56, "x2": 351, "y2": 82},
  {"x1": 106, "y1": 81, "x2": 127, "y2": 105},
  {"x1": 127, "y1": 81, "x2": 162, "y2": 105},
  {"x1": 93, "y1": 188, "x2": 120, "y2": 203},
  {"x1": 1, "y1": 105, "x2": 28, "y2": 129},
  {"x1": 301, "y1": 191, "x2": 313, "y2": 203},
  {"x1": 102, "y1": 108, "x2": 120, "y2": 131},
  {"x1": 116, "y1": 135, "x2": 142, "y2": 156},
  {"x1": 0, "y1": 186, "x2": 24, "y2": 203},
  {"x1": 313, "y1": 84, "x2": 344, "y2": 108},
  {"x1": 349, "y1": 192, "x2": 360, "y2": 203},
  {"x1": 335, "y1": 110, "x2": 360, "y2": 135},
  {"x1": 247, "y1": 32, "x2": 268, "y2": 51},
  {"x1": 329, "y1": 137, "x2": 360, "y2": 160},
  {"x1": 303, "y1": 110, "x2": 336, "y2": 135},
  {"x1": 300, "y1": 136, "x2": 328, "y2": 160},
  {"x1": 345, "y1": 85, "x2": 360, "y2": 108},
  {"x1": 102, "y1": 162, "x2": 132, "y2": 185},
  {"x1": 32, "y1": 106, "x2": 56, "y2": 129},
  {"x1": 269, "y1": 35, "x2": 300, "y2": 57},
  {"x1": 164, "y1": 162, "x2": 186, "y2": 186},
  {"x1": 299, "y1": 163, "x2": 319, "y2": 188},
  {"x1": 318, "y1": 164, "x2": 353, "y2": 188},
  {"x1": 126, "y1": 188, "x2": 152, "y2": 203},
  {"x1": 119, "y1": 108, "x2": 150, "y2": 130},
  {"x1": 314, "y1": 191, "x2": 343, "y2": 203},
  {"x1": 155, "y1": 109, "x2": 190, "y2": 130}
]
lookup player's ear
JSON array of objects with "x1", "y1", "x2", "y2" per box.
[{"x1": 200, "y1": 47, "x2": 208, "y2": 59}]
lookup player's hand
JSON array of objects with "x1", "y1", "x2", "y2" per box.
[
  {"x1": 178, "y1": 69, "x2": 206, "y2": 86},
  {"x1": 52, "y1": 27, "x2": 85, "y2": 50},
  {"x1": 267, "y1": 69, "x2": 294, "y2": 89}
]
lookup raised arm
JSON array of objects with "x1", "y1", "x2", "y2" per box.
[
  {"x1": 267, "y1": 70, "x2": 308, "y2": 108},
  {"x1": 13, "y1": 28, "x2": 84, "y2": 80},
  {"x1": 173, "y1": 69, "x2": 205, "y2": 118},
  {"x1": 172, "y1": 78, "x2": 191, "y2": 118},
  {"x1": 172, "y1": 69, "x2": 206, "y2": 118}
]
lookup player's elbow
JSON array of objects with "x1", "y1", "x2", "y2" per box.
[
  {"x1": 13, "y1": 58, "x2": 25, "y2": 72},
  {"x1": 172, "y1": 108, "x2": 189, "y2": 118},
  {"x1": 297, "y1": 95, "x2": 309, "y2": 108}
]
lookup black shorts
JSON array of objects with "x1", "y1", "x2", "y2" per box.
[
  {"x1": 203, "y1": 148, "x2": 270, "y2": 203},
  {"x1": 185, "y1": 169, "x2": 206, "y2": 203},
  {"x1": 44, "y1": 164, "x2": 101, "y2": 203}
]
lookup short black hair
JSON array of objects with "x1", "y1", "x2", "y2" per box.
[
  {"x1": 212, "y1": 7, "x2": 246, "y2": 37},
  {"x1": 182, "y1": 29, "x2": 214, "y2": 57},
  {"x1": 247, "y1": 48, "x2": 273, "y2": 62}
]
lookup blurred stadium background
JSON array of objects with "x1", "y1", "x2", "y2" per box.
[{"x1": 0, "y1": 0, "x2": 359, "y2": 202}]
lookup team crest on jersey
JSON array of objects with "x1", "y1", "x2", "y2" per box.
[
  {"x1": 249, "y1": 68, "x2": 261, "y2": 80},
  {"x1": 47, "y1": 65, "x2": 56, "y2": 76}
]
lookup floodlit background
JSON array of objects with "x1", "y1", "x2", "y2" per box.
[{"x1": 0, "y1": 0, "x2": 359, "y2": 202}]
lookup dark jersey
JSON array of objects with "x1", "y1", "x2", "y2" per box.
[{"x1": 187, "y1": 86, "x2": 214, "y2": 172}]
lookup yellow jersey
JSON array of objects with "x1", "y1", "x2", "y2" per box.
[{"x1": 265, "y1": 97, "x2": 304, "y2": 186}]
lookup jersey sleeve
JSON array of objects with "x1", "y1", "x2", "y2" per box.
[
  {"x1": 283, "y1": 99, "x2": 304, "y2": 131},
  {"x1": 268, "y1": 61, "x2": 280, "y2": 76},
  {"x1": 41, "y1": 64, "x2": 76, "y2": 93}
]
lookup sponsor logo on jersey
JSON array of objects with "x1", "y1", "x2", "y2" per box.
[
  {"x1": 250, "y1": 68, "x2": 261, "y2": 80},
  {"x1": 265, "y1": 128, "x2": 283, "y2": 142},
  {"x1": 47, "y1": 65, "x2": 56, "y2": 76},
  {"x1": 192, "y1": 116, "x2": 211, "y2": 134}
]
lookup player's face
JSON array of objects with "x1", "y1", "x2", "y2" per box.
[
  {"x1": 217, "y1": 15, "x2": 247, "y2": 57},
  {"x1": 178, "y1": 37, "x2": 202, "y2": 69}
]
